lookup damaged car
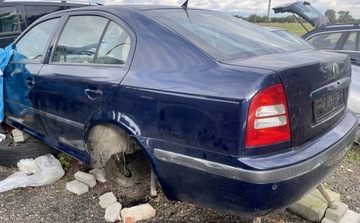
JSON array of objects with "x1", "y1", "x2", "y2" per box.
[{"x1": 1, "y1": 4, "x2": 358, "y2": 217}]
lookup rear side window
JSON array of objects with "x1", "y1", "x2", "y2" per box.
[
  {"x1": 0, "y1": 7, "x2": 20, "y2": 34},
  {"x1": 25, "y1": 6, "x2": 63, "y2": 25},
  {"x1": 341, "y1": 32, "x2": 357, "y2": 51},
  {"x1": 307, "y1": 32, "x2": 342, "y2": 50},
  {"x1": 15, "y1": 18, "x2": 59, "y2": 62},
  {"x1": 96, "y1": 21, "x2": 130, "y2": 65},
  {"x1": 52, "y1": 15, "x2": 130, "y2": 65}
]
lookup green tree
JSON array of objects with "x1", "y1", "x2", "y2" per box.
[
  {"x1": 325, "y1": 9, "x2": 337, "y2": 23},
  {"x1": 246, "y1": 14, "x2": 262, "y2": 23},
  {"x1": 260, "y1": 15, "x2": 268, "y2": 23},
  {"x1": 337, "y1": 10, "x2": 354, "y2": 23}
]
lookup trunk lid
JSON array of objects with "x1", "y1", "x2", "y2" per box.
[
  {"x1": 222, "y1": 50, "x2": 351, "y2": 147},
  {"x1": 272, "y1": 1, "x2": 329, "y2": 28}
]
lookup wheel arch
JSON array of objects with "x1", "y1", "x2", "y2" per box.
[{"x1": 84, "y1": 109, "x2": 151, "y2": 168}]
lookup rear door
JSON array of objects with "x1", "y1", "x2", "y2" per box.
[
  {"x1": 336, "y1": 31, "x2": 360, "y2": 65},
  {"x1": 37, "y1": 13, "x2": 132, "y2": 151}
]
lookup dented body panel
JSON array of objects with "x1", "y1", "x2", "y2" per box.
[{"x1": 2, "y1": 5, "x2": 358, "y2": 217}]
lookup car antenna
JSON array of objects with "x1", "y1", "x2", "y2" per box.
[
  {"x1": 181, "y1": 0, "x2": 189, "y2": 10},
  {"x1": 180, "y1": 0, "x2": 199, "y2": 35}
]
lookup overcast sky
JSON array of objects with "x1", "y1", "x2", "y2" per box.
[{"x1": 102, "y1": 0, "x2": 360, "y2": 19}]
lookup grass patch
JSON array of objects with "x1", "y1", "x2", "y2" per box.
[
  {"x1": 257, "y1": 22, "x2": 314, "y2": 36},
  {"x1": 59, "y1": 154, "x2": 70, "y2": 171},
  {"x1": 347, "y1": 147, "x2": 360, "y2": 161}
]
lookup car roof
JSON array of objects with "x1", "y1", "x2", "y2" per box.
[
  {"x1": 303, "y1": 23, "x2": 360, "y2": 38},
  {"x1": 37, "y1": 4, "x2": 213, "y2": 20},
  {"x1": 322, "y1": 23, "x2": 360, "y2": 29},
  {"x1": 0, "y1": 0, "x2": 100, "y2": 6}
]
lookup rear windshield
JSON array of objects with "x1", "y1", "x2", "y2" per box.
[
  {"x1": 292, "y1": 2, "x2": 325, "y2": 22},
  {"x1": 146, "y1": 9, "x2": 310, "y2": 60}
]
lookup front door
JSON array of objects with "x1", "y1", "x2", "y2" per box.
[{"x1": 4, "y1": 18, "x2": 60, "y2": 137}]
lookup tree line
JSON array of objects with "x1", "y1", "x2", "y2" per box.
[{"x1": 237, "y1": 9, "x2": 357, "y2": 23}]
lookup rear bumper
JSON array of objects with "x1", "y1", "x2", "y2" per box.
[{"x1": 149, "y1": 110, "x2": 358, "y2": 217}]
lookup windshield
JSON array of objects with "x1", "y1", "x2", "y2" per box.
[{"x1": 146, "y1": 9, "x2": 309, "y2": 60}]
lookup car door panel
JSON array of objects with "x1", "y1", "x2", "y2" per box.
[
  {"x1": 4, "y1": 62, "x2": 45, "y2": 135},
  {"x1": 4, "y1": 18, "x2": 60, "y2": 137},
  {"x1": 37, "y1": 15, "x2": 131, "y2": 151},
  {"x1": 36, "y1": 65, "x2": 125, "y2": 150}
]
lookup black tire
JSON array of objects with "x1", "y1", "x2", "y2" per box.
[{"x1": 0, "y1": 137, "x2": 59, "y2": 167}]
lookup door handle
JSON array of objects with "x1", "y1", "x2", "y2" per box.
[{"x1": 84, "y1": 89, "x2": 102, "y2": 100}]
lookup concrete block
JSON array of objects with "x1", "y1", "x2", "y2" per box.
[
  {"x1": 288, "y1": 193, "x2": 327, "y2": 222},
  {"x1": 12, "y1": 129, "x2": 29, "y2": 142},
  {"x1": 99, "y1": 192, "x2": 117, "y2": 209},
  {"x1": 89, "y1": 168, "x2": 107, "y2": 183},
  {"x1": 121, "y1": 203, "x2": 156, "y2": 223},
  {"x1": 105, "y1": 202, "x2": 122, "y2": 222},
  {"x1": 66, "y1": 180, "x2": 89, "y2": 195},
  {"x1": 321, "y1": 217, "x2": 337, "y2": 223},
  {"x1": 325, "y1": 201, "x2": 348, "y2": 222},
  {"x1": 311, "y1": 188, "x2": 341, "y2": 204},
  {"x1": 74, "y1": 171, "x2": 96, "y2": 188},
  {"x1": 339, "y1": 210, "x2": 360, "y2": 223}
]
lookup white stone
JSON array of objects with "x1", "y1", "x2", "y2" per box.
[
  {"x1": 121, "y1": 203, "x2": 156, "y2": 223},
  {"x1": 339, "y1": 210, "x2": 360, "y2": 223},
  {"x1": 325, "y1": 201, "x2": 348, "y2": 222},
  {"x1": 66, "y1": 180, "x2": 89, "y2": 195},
  {"x1": 74, "y1": 171, "x2": 96, "y2": 188},
  {"x1": 12, "y1": 129, "x2": 29, "y2": 142},
  {"x1": 89, "y1": 168, "x2": 107, "y2": 183},
  {"x1": 105, "y1": 202, "x2": 122, "y2": 222},
  {"x1": 288, "y1": 188, "x2": 342, "y2": 222},
  {"x1": 99, "y1": 192, "x2": 117, "y2": 209}
]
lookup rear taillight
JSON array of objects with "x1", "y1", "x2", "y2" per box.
[{"x1": 245, "y1": 84, "x2": 291, "y2": 147}]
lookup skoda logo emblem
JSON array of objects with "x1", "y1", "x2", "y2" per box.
[{"x1": 333, "y1": 63, "x2": 340, "y2": 76}]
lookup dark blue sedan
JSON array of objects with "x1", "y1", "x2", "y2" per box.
[{"x1": 2, "y1": 4, "x2": 358, "y2": 217}]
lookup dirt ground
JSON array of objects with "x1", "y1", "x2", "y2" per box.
[{"x1": 0, "y1": 145, "x2": 359, "y2": 223}]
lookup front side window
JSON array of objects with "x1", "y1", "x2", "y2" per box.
[
  {"x1": 0, "y1": 7, "x2": 20, "y2": 34},
  {"x1": 53, "y1": 15, "x2": 130, "y2": 65},
  {"x1": 307, "y1": 32, "x2": 343, "y2": 50},
  {"x1": 15, "y1": 18, "x2": 59, "y2": 62}
]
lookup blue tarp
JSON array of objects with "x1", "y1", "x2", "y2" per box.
[{"x1": 0, "y1": 43, "x2": 14, "y2": 122}]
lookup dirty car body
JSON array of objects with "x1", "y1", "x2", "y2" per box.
[{"x1": 2, "y1": 5, "x2": 358, "y2": 217}]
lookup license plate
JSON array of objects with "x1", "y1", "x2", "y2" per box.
[{"x1": 313, "y1": 90, "x2": 344, "y2": 123}]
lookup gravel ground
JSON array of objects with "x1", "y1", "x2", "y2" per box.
[{"x1": 0, "y1": 145, "x2": 359, "y2": 223}]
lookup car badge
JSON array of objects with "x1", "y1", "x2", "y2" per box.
[{"x1": 333, "y1": 63, "x2": 340, "y2": 76}]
